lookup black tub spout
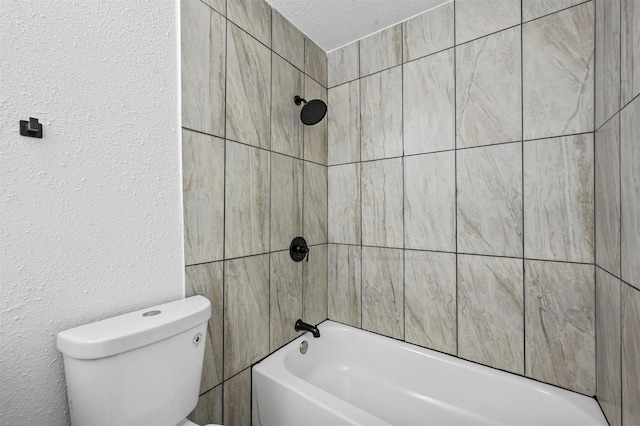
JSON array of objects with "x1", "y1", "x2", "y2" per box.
[{"x1": 295, "y1": 319, "x2": 320, "y2": 338}]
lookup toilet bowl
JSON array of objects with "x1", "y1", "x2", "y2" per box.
[{"x1": 180, "y1": 419, "x2": 222, "y2": 426}]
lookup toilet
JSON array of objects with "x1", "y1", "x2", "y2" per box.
[{"x1": 57, "y1": 295, "x2": 221, "y2": 426}]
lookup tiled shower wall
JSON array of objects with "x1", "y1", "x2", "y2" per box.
[
  {"x1": 328, "y1": 0, "x2": 616, "y2": 399},
  {"x1": 594, "y1": 0, "x2": 640, "y2": 424},
  {"x1": 180, "y1": 0, "x2": 328, "y2": 424}
]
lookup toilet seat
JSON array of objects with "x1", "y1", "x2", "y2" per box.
[{"x1": 179, "y1": 419, "x2": 222, "y2": 426}]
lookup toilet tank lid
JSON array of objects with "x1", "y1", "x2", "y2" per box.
[{"x1": 56, "y1": 296, "x2": 211, "y2": 360}]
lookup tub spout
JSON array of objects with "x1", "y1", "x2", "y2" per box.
[{"x1": 295, "y1": 319, "x2": 320, "y2": 338}]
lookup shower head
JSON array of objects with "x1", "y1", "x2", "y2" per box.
[{"x1": 294, "y1": 95, "x2": 327, "y2": 126}]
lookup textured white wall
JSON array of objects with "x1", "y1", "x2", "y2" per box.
[{"x1": 0, "y1": 1, "x2": 183, "y2": 425}]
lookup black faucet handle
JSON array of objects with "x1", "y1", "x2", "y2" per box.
[{"x1": 290, "y1": 237, "x2": 309, "y2": 262}]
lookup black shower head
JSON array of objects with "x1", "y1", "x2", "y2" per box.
[{"x1": 294, "y1": 95, "x2": 327, "y2": 126}]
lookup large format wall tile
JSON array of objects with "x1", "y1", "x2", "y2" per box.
[
  {"x1": 328, "y1": 81, "x2": 360, "y2": 165},
  {"x1": 523, "y1": 2, "x2": 594, "y2": 140},
  {"x1": 621, "y1": 99, "x2": 640, "y2": 289},
  {"x1": 183, "y1": 130, "x2": 225, "y2": 265},
  {"x1": 303, "y1": 162, "x2": 328, "y2": 245},
  {"x1": 272, "y1": 9, "x2": 304, "y2": 70},
  {"x1": 226, "y1": 23, "x2": 271, "y2": 149},
  {"x1": 186, "y1": 262, "x2": 224, "y2": 394},
  {"x1": 403, "y1": 49, "x2": 455, "y2": 155},
  {"x1": 271, "y1": 54, "x2": 303, "y2": 158},
  {"x1": 403, "y1": 2, "x2": 454, "y2": 62},
  {"x1": 225, "y1": 142, "x2": 269, "y2": 258},
  {"x1": 525, "y1": 260, "x2": 595, "y2": 395},
  {"x1": 270, "y1": 154, "x2": 303, "y2": 252},
  {"x1": 328, "y1": 164, "x2": 360, "y2": 245},
  {"x1": 362, "y1": 247, "x2": 404, "y2": 339},
  {"x1": 458, "y1": 255, "x2": 524, "y2": 374},
  {"x1": 522, "y1": 0, "x2": 583, "y2": 22},
  {"x1": 405, "y1": 152, "x2": 455, "y2": 252},
  {"x1": 524, "y1": 134, "x2": 594, "y2": 263},
  {"x1": 457, "y1": 143, "x2": 523, "y2": 257},
  {"x1": 227, "y1": 0, "x2": 271, "y2": 47},
  {"x1": 456, "y1": 27, "x2": 521, "y2": 149},
  {"x1": 595, "y1": 117, "x2": 620, "y2": 276},
  {"x1": 328, "y1": 244, "x2": 362, "y2": 327},
  {"x1": 622, "y1": 284, "x2": 640, "y2": 425},
  {"x1": 188, "y1": 385, "x2": 222, "y2": 426},
  {"x1": 596, "y1": 268, "x2": 621, "y2": 426},
  {"x1": 223, "y1": 368, "x2": 251, "y2": 426},
  {"x1": 595, "y1": 0, "x2": 620, "y2": 129},
  {"x1": 405, "y1": 250, "x2": 456, "y2": 355},
  {"x1": 360, "y1": 25, "x2": 402, "y2": 76},
  {"x1": 621, "y1": 0, "x2": 640, "y2": 105},
  {"x1": 270, "y1": 251, "x2": 302, "y2": 350},
  {"x1": 305, "y1": 38, "x2": 327, "y2": 87},
  {"x1": 455, "y1": 0, "x2": 521, "y2": 45},
  {"x1": 362, "y1": 158, "x2": 403, "y2": 248},
  {"x1": 201, "y1": 0, "x2": 225, "y2": 16},
  {"x1": 181, "y1": 0, "x2": 225, "y2": 137},
  {"x1": 361, "y1": 67, "x2": 403, "y2": 161},
  {"x1": 224, "y1": 255, "x2": 270, "y2": 378},
  {"x1": 304, "y1": 76, "x2": 328, "y2": 165},
  {"x1": 328, "y1": 42, "x2": 359, "y2": 88},
  {"x1": 303, "y1": 243, "x2": 328, "y2": 325}
]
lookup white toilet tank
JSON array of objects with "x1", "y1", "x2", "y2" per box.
[{"x1": 57, "y1": 296, "x2": 211, "y2": 426}]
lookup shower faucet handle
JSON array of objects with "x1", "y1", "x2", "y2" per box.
[{"x1": 289, "y1": 236, "x2": 309, "y2": 262}]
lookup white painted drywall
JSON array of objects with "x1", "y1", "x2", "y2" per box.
[{"x1": 0, "y1": 1, "x2": 183, "y2": 425}]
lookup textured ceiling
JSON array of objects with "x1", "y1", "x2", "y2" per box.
[{"x1": 265, "y1": 0, "x2": 451, "y2": 52}]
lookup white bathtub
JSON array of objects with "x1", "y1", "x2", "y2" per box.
[{"x1": 252, "y1": 321, "x2": 606, "y2": 426}]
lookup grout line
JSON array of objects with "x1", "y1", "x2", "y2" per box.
[
  {"x1": 618, "y1": 0, "x2": 623, "y2": 419},
  {"x1": 453, "y1": 0, "x2": 459, "y2": 357},
  {"x1": 592, "y1": 0, "x2": 597, "y2": 402},
  {"x1": 520, "y1": 0, "x2": 526, "y2": 377},
  {"x1": 220, "y1": 8, "x2": 228, "y2": 421},
  {"x1": 401, "y1": 21, "x2": 406, "y2": 341}
]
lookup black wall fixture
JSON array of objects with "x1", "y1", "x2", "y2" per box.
[
  {"x1": 19, "y1": 117, "x2": 43, "y2": 138},
  {"x1": 290, "y1": 236, "x2": 309, "y2": 262},
  {"x1": 294, "y1": 95, "x2": 327, "y2": 126}
]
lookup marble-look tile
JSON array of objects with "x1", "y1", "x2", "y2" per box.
[
  {"x1": 328, "y1": 164, "x2": 360, "y2": 245},
  {"x1": 620, "y1": 98, "x2": 640, "y2": 288},
  {"x1": 225, "y1": 141, "x2": 269, "y2": 259},
  {"x1": 403, "y1": 2, "x2": 454, "y2": 62},
  {"x1": 595, "y1": 0, "x2": 620, "y2": 129},
  {"x1": 328, "y1": 42, "x2": 359, "y2": 88},
  {"x1": 328, "y1": 244, "x2": 361, "y2": 328},
  {"x1": 226, "y1": 23, "x2": 271, "y2": 149},
  {"x1": 181, "y1": 0, "x2": 225, "y2": 136},
  {"x1": 271, "y1": 54, "x2": 303, "y2": 158},
  {"x1": 223, "y1": 368, "x2": 251, "y2": 426},
  {"x1": 360, "y1": 25, "x2": 402, "y2": 77},
  {"x1": 622, "y1": 284, "x2": 640, "y2": 425},
  {"x1": 361, "y1": 67, "x2": 403, "y2": 161},
  {"x1": 458, "y1": 255, "x2": 524, "y2": 374},
  {"x1": 303, "y1": 243, "x2": 328, "y2": 325},
  {"x1": 188, "y1": 384, "x2": 222, "y2": 426},
  {"x1": 328, "y1": 81, "x2": 360, "y2": 165},
  {"x1": 303, "y1": 162, "x2": 328, "y2": 245},
  {"x1": 201, "y1": 0, "x2": 225, "y2": 16},
  {"x1": 272, "y1": 9, "x2": 304, "y2": 70},
  {"x1": 523, "y1": 3, "x2": 594, "y2": 140},
  {"x1": 524, "y1": 134, "x2": 594, "y2": 263},
  {"x1": 621, "y1": 0, "x2": 640, "y2": 105},
  {"x1": 224, "y1": 255, "x2": 269, "y2": 378},
  {"x1": 182, "y1": 130, "x2": 225, "y2": 265},
  {"x1": 362, "y1": 158, "x2": 403, "y2": 248},
  {"x1": 457, "y1": 143, "x2": 523, "y2": 257},
  {"x1": 522, "y1": 0, "x2": 583, "y2": 22},
  {"x1": 595, "y1": 116, "x2": 620, "y2": 276},
  {"x1": 455, "y1": 0, "x2": 521, "y2": 45},
  {"x1": 227, "y1": 0, "x2": 271, "y2": 47},
  {"x1": 305, "y1": 38, "x2": 327, "y2": 87},
  {"x1": 525, "y1": 260, "x2": 595, "y2": 395},
  {"x1": 405, "y1": 152, "x2": 455, "y2": 252},
  {"x1": 405, "y1": 250, "x2": 456, "y2": 354},
  {"x1": 270, "y1": 154, "x2": 303, "y2": 252},
  {"x1": 362, "y1": 247, "x2": 404, "y2": 339},
  {"x1": 186, "y1": 263, "x2": 224, "y2": 394},
  {"x1": 303, "y1": 76, "x2": 328, "y2": 165},
  {"x1": 456, "y1": 27, "x2": 521, "y2": 148},
  {"x1": 270, "y1": 251, "x2": 303, "y2": 350},
  {"x1": 596, "y1": 268, "x2": 622, "y2": 426},
  {"x1": 403, "y1": 49, "x2": 455, "y2": 155}
]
